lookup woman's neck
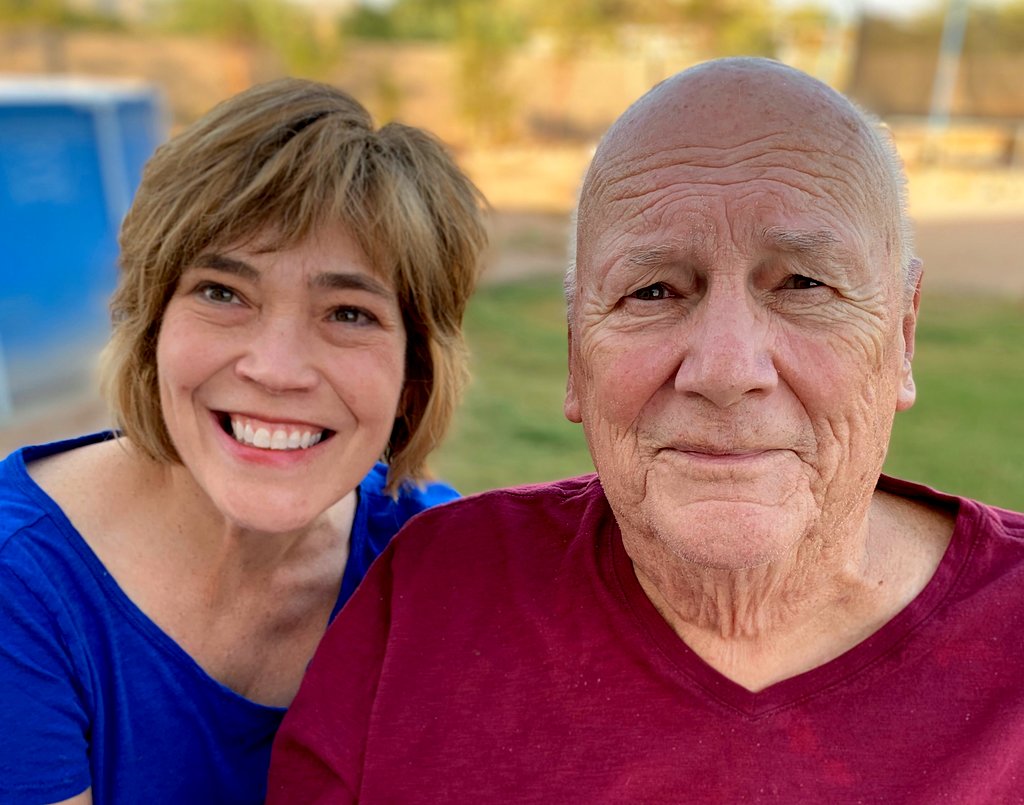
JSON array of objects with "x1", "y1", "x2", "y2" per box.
[{"x1": 157, "y1": 457, "x2": 356, "y2": 586}]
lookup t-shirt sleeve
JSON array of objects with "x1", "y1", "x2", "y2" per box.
[
  {"x1": 0, "y1": 560, "x2": 91, "y2": 803},
  {"x1": 267, "y1": 543, "x2": 396, "y2": 802}
]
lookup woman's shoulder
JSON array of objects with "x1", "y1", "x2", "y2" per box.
[
  {"x1": 0, "y1": 433, "x2": 127, "y2": 604},
  {"x1": 359, "y1": 463, "x2": 459, "y2": 517},
  {"x1": 24, "y1": 431, "x2": 126, "y2": 502},
  {"x1": 0, "y1": 433, "x2": 104, "y2": 559},
  {"x1": 351, "y1": 464, "x2": 458, "y2": 556},
  {"x1": 1, "y1": 432, "x2": 163, "y2": 608},
  {"x1": 0, "y1": 440, "x2": 107, "y2": 731}
]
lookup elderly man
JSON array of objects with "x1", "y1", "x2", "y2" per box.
[{"x1": 268, "y1": 58, "x2": 1024, "y2": 802}]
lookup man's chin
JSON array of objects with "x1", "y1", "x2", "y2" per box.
[{"x1": 637, "y1": 496, "x2": 816, "y2": 572}]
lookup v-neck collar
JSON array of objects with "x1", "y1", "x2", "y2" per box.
[{"x1": 605, "y1": 475, "x2": 980, "y2": 718}]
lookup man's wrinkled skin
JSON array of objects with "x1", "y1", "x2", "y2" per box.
[{"x1": 564, "y1": 58, "x2": 952, "y2": 691}]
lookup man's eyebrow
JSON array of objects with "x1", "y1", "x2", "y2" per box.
[
  {"x1": 621, "y1": 242, "x2": 691, "y2": 268},
  {"x1": 761, "y1": 227, "x2": 843, "y2": 257}
]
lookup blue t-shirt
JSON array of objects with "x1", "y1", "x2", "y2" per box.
[{"x1": 0, "y1": 432, "x2": 457, "y2": 804}]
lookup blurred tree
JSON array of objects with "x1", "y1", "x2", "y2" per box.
[
  {"x1": 530, "y1": 0, "x2": 778, "y2": 54},
  {"x1": 0, "y1": 0, "x2": 124, "y2": 28},
  {"x1": 345, "y1": 0, "x2": 525, "y2": 141},
  {"x1": 529, "y1": 0, "x2": 641, "y2": 49},
  {"x1": 163, "y1": 0, "x2": 259, "y2": 39},
  {"x1": 341, "y1": 0, "x2": 783, "y2": 141},
  {"x1": 372, "y1": 66, "x2": 404, "y2": 123},
  {"x1": 454, "y1": 0, "x2": 525, "y2": 142},
  {"x1": 385, "y1": 0, "x2": 461, "y2": 40},
  {"x1": 0, "y1": 0, "x2": 126, "y2": 72},
  {"x1": 346, "y1": 3, "x2": 397, "y2": 40},
  {"x1": 523, "y1": 0, "x2": 658, "y2": 139},
  {"x1": 162, "y1": 0, "x2": 344, "y2": 79},
  {"x1": 670, "y1": 0, "x2": 776, "y2": 56},
  {"x1": 521, "y1": 0, "x2": 777, "y2": 134},
  {"x1": 250, "y1": 0, "x2": 345, "y2": 78}
]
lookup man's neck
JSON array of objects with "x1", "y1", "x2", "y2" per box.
[{"x1": 625, "y1": 489, "x2": 954, "y2": 692}]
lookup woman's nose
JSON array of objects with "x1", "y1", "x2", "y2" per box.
[{"x1": 234, "y1": 316, "x2": 320, "y2": 393}]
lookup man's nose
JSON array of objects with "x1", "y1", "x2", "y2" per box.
[
  {"x1": 234, "y1": 316, "x2": 320, "y2": 393},
  {"x1": 673, "y1": 293, "x2": 778, "y2": 408}
]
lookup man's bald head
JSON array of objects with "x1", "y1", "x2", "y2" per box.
[{"x1": 567, "y1": 57, "x2": 916, "y2": 314}]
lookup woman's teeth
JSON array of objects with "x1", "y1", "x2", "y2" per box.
[{"x1": 229, "y1": 418, "x2": 324, "y2": 450}]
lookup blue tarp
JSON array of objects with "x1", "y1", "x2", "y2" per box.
[{"x1": 0, "y1": 77, "x2": 164, "y2": 414}]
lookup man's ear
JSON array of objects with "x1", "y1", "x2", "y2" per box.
[
  {"x1": 564, "y1": 325, "x2": 582, "y2": 424},
  {"x1": 896, "y1": 258, "x2": 924, "y2": 412}
]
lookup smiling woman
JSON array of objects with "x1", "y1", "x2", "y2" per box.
[
  {"x1": 0, "y1": 78, "x2": 486, "y2": 805},
  {"x1": 156, "y1": 225, "x2": 409, "y2": 537}
]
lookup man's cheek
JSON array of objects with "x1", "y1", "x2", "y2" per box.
[{"x1": 590, "y1": 377, "x2": 648, "y2": 430}]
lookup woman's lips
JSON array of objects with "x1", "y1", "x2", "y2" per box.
[{"x1": 214, "y1": 411, "x2": 334, "y2": 452}]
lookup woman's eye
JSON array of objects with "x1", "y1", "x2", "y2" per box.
[
  {"x1": 330, "y1": 307, "x2": 378, "y2": 326},
  {"x1": 199, "y1": 284, "x2": 239, "y2": 304},
  {"x1": 780, "y1": 274, "x2": 826, "y2": 290},
  {"x1": 631, "y1": 283, "x2": 672, "y2": 301}
]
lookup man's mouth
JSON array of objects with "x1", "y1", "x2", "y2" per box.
[{"x1": 218, "y1": 413, "x2": 333, "y2": 451}]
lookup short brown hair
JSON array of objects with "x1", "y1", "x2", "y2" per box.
[{"x1": 101, "y1": 78, "x2": 487, "y2": 493}]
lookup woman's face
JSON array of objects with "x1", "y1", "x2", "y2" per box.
[{"x1": 156, "y1": 223, "x2": 407, "y2": 534}]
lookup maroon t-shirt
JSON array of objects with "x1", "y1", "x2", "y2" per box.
[{"x1": 268, "y1": 475, "x2": 1024, "y2": 803}]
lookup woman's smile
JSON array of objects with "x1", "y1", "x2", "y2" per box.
[{"x1": 221, "y1": 413, "x2": 331, "y2": 451}]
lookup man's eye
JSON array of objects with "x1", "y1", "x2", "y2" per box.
[
  {"x1": 631, "y1": 283, "x2": 672, "y2": 301},
  {"x1": 200, "y1": 284, "x2": 238, "y2": 304},
  {"x1": 780, "y1": 275, "x2": 826, "y2": 290}
]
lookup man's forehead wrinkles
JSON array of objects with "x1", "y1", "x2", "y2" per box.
[
  {"x1": 598, "y1": 126, "x2": 853, "y2": 175},
  {"x1": 595, "y1": 152, "x2": 869, "y2": 209},
  {"x1": 603, "y1": 173, "x2": 832, "y2": 228}
]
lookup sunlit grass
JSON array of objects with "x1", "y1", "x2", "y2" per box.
[
  {"x1": 433, "y1": 278, "x2": 592, "y2": 493},
  {"x1": 885, "y1": 293, "x2": 1024, "y2": 510},
  {"x1": 435, "y1": 276, "x2": 1024, "y2": 511}
]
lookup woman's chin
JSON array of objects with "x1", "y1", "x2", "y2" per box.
[{"x1": 207, "y1": 489, "x2": 331, "y2": 532}]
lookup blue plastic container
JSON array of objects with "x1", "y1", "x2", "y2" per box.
[{"x1": 0, "y1": 77, "x2": 164, "y2": 418}]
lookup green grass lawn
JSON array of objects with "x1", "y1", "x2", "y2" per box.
[
  {"x1": 434, "y1": 276, "x2": 1024, "y2": 511},
  {"x1": 433, "y1": 277, "x2": 593, "y2": 493},
  {"x1": 885, "y1": 292, "x2": 1024, "y2": 510}
]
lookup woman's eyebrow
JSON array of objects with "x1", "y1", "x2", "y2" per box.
[
  {"x1": 190, "y1": 253, "x2": 259, "y2": 280},
  {"x1": 312, "y1": 272, "x2": 394, "y2": 298},
  {"x1": 187, "y1": 256, "x2": 393, "y2": 298}
]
